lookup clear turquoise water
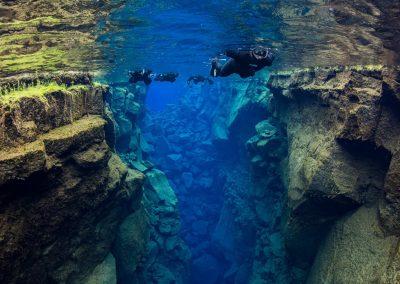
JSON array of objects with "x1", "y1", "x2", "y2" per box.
[
  {"x1": 100, "y1": 0, "x2": 399, "y2": 109},
  {"x1": 101, "y1": 0, "x2": 399, "y2": 81}
]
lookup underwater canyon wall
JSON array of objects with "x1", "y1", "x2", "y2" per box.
[
  {"x1": 106, "y1": 85, "x2": 190, "y2": 283},
  {"x1": 155, "y1": 65, "x2": 400, "y2": 283},
  {"x1": 268, "y1": 66, "x2": 400, "y2": 283},
  {"x1": 0, "y1": 73, "x2": 190, "y2": 284},
  {"x1": 1, "y1": 66, "x2": 399, "y2": 284},
  {"x1": 0, "y1": 73, "x2": 148, "y2": 283}
]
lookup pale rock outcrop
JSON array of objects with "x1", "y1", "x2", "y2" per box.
[
  {"x1": 84, "y1": 253, "x2": 117, "y2": 284},
  {"x1": 268, "y1": 66, "x2": 400, "y2": 282},
  {"x1": 308, "y1": 206, "x2": 400, "y2": 283}
]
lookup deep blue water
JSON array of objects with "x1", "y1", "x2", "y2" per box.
[{"x1": 146, "y1": 82, "x2": 184, "y2": 112}]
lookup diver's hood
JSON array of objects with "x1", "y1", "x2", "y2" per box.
[
  {"x1": 253, "y1": 46, "x2": 274, "y2": 60},
  {"x1": 253, "y1": 47, "x2": 275, "y2": 64}
]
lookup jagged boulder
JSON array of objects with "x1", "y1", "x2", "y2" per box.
[
  {"x1": 138, "y1": 168, "x2": 190, "y2": 283},
  {"x1": 213, "y1": 80, "x2": 271, "y2": 145},
  {"x1": 146, "y1": 169, "x2": 178, "y2": 207}
]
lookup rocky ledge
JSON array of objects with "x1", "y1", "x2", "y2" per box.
[
  {"x1": 0, "y1": 73, "x2": 145, "y2": 283},
  {"x1": 268, "y1": 66, "x2": 400, "y2": 282}
]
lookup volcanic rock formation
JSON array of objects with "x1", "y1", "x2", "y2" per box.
[
  {"x1": 0, "y1": 72, "x2": 146, "y2": 283},
  {"x1": 106, "y1": 85, "x2": 190, "y2": 283},
  {"x1": 268, "y1": 66, "x2": 400, "y2": 282}
]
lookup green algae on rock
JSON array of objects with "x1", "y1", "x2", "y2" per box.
[
  {"x1": 0, "y1": 74, "x2": 147, "y2": 283},
  {"x1": 0, "y1": 73, "x2": 106, "y2": 149}
]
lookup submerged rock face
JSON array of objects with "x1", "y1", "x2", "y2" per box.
[
  {"x1": 268, "y1": 66, "x2": 400, "y2": 281},
  {"x1": 0, "y1": 74, "x2": 145, "y2": 283},
  {"x1": 211, "y1": 78, "x2": 295, "y2": 283},
  {"x1": 106, "y1": 84, "x2": 190, "y2": 283}
]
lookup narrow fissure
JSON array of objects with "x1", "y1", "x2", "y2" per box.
[{"x1": 107, "y1": 77, "x2": 297, "y2": 283}]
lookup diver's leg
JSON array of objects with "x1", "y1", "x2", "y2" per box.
[
  {"x1": 144, "y1": 76, "x2": 152, "y2": 85},
  {"x1": 210, "y1": 59, "x2": 222, "y2": 77}
]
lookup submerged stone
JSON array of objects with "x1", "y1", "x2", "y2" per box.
[
  {"x1": 255, "y1": 120, "x2": 277, "y2": 138},
  {"x1": 158, "y1": 217, "x2": 181, "y2": 235},
  {"x1": 167, "y1": 153, "x2": 183, "y2": 162},
  {"x1": 146, "y1": 169, "x2": 178, "y2": 207},
  {"x1": 113, "y1": 207, "x2": 150, "y2": 283},
  {"x1": 84, "y1": 253, "x2": 117, "y2": 284}
]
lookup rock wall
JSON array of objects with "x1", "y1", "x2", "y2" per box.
[
  {"x1": 106, "y1": 85, "x2": 190, "y2": 283},
  {"x1": 211, "y1": 78, "x2": 301, "y2": 283},
  {"x1": 0, "y1": 73, "x2": 146, "y2": 283},
  {"x1": 267, "y1": 66, "x2": 400, "y2": 282}
]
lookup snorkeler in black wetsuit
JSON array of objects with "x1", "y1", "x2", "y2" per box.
[
  {"x1": 128, "y1": 69, "x2": 179, "y2": 85},
  {"x1": 187, "y1": 75, "x2": 214, "y2": 85},
  {"x1": 129, "y1": 69, "x2": 153, "y2": 85},
  {"x1": 210, "y1": 46, "x2": 275, "y2": 78},
  {"x1": 154, "y1": 72, "x2": 179, "y2": 83}
]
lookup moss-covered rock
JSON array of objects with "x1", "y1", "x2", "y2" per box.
[
  {"x1": 0, "y1": 73, "x2": 107, "y2": 149},
  {"x1": 0, "y1": 140, "x2": 46, "y2": 186},
  {"x1": 0, "y1": 76, "x2": 145, "y2": 283}
]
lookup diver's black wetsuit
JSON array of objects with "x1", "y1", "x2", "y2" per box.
[
  {"x1": 210, "y1": 46, "x2": 275, "y2": 78},
  {"x1": 187, "y1": 75, "x2": 214, "y2": 85},
  {"x1": 128, "y1": 70, "x2": 179, "y2": 85},
  {"x1": 129, "y1": 69, "x2": 153, "y2": 85},
  {"x1": 154, "y1": 72, "x2": 179, "y2": 83}
]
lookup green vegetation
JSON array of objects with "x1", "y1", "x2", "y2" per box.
[
  {"x1": 0, "y1": 29, "x2": 100, "y2": 76},
  {"x1": 0, "y1": 82, "x2": 88, "y2": 106},
  {"x1": 1, "y1": 48, "x2": 67, "y2": 73},
  {"x1": 0, "y1": 16, "x2": 61, "y2": 32}
]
